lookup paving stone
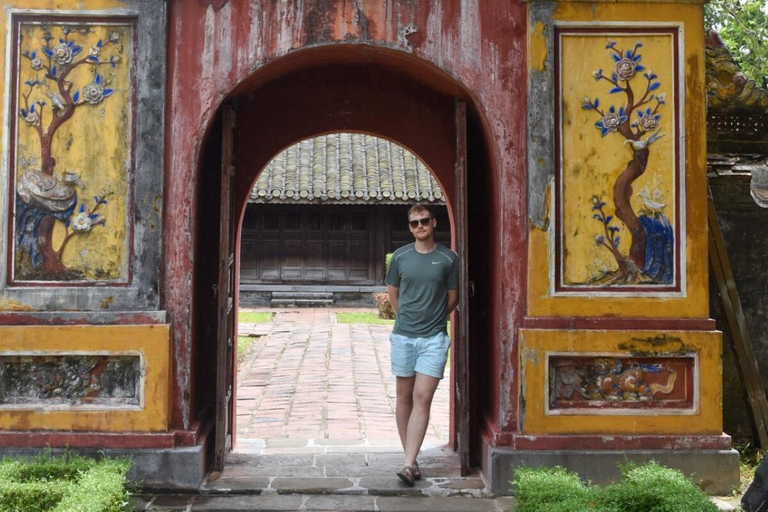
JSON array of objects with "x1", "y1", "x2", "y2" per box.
[
  {"x1": 265, "y1": 439, "x2": 309, "y2": 448},
  {"x1": 188, "y1": 494, "x2": 305, "y2": 511},
  {"x1": 313, "y1": 439, "x2": 366, "y2": 446},
  {"x1": 315, "y1": 454, "x2": 368, "y2": 467},
  {"x1": 377, "y1": 496, "x2": 511, "y2": 511},
  {"x1": 435, "y1": 477, "x2": 488, "y2": 490},
  {"x1": 359, "y1": 477, "x2": 431, "y2": 496},
  {"x1": 271, "y1": 477, "x2": 356, "y2": 494},
  {"x1": 242, "y1": 454, "x2": 316, "y2": 467},
  {"x1": 304, "y1": 495, "x2": 377, "y2": 511},
  {"x1": 222, "y1": 465, "x2": 325, "y2": 478},
  {"x1": 262, "y1": 446, "x2": 326, "y2": 454},
  {"x1": 203, "y1": 477, "x2": 270, "y2": 492},
  {"x1": 324, "y1": 465, "x2": 460, "y2": 479}
]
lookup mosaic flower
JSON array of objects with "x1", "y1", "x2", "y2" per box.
[
  {"x1": 50, "y1": 42, "x2": 73, "y2": 65},
  {"x1": 615, "y1": 57, "x2": 637, "y2": 81},
  {"x1": 594, "y1": 106, "x2": 627, "y2": 136},
  {"x1": 81, "y1": 74, "x2": 113, "y2": 105},
  {"x1": 19, "y1": 105, "x2": 39, "y2": 126},
  {"x1": 27, "y1": 50, "x2": 44, "y2": 71},
  {"x1": 90, "y1": 44, "x2": 101, "y2": 58},
  {"x1": 71, "y1": 211, "x2": 93, "y2": 233},
  {"x1": 637, "y1": 108, "x2": 661, "y2": 131},
  {"x1": 108, "y1": 32, "x2": 121, "y2": 44}
]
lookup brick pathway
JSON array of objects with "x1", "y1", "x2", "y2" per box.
[{"x1": 235, "y1": 309, "x2": 450, "y2": 451}]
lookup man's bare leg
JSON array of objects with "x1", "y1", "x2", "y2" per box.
[
  {"x1": 395, "y1": 376, "x2": 415, "y2": 451},
  {"x1": 403, "y1": 372, "x2": 440, "y2": 467}
]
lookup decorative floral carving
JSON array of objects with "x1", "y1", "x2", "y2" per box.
[
  {"x1": 579, "y1": 39, "x2": 674, "y2": 285},
  {"x1": 16, "y1": 25, "x2": 122, "y2": 280}
]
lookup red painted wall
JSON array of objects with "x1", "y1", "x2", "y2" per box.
[{"x1": 165, "y1": 0, "x2": 528, "y2": 451}]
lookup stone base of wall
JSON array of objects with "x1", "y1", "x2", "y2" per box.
[
  {"x1": 486, "y1": 446, "x2": 739, "y2": 496},
  {"x1": 0, "y1": 444, "x2": 206, "y2": 490}
]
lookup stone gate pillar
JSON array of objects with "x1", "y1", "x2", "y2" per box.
[{"x1": 490, "y1": 0, "x2": 738, "y2": 494}]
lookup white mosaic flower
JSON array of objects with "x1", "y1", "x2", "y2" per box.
[
  {"x1": 82, "y1": 82, "x2": 104, "y2": 105},
  {"x1": 51, "y1": 42, "x2": 74, "y2": 65},
  {"x1": 71, "y1": 212, "x2": 93, "y2": 233},
  {"x1": 615, "y1": 57, "x2": 637, "y2": 81},
  {"x1": 108, "y1": 32, "x2": 121, "y2": 44},
  {"x1": 30, "y1": 57, "x2": 43, "y2": 70},
  {"x1": 90, "y1": 44, "x2": 101, "y2": 58}
]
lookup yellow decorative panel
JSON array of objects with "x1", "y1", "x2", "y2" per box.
[
  {"x1": 527, "y1": 1, "x2": 709, "y2": 318},
  {"x1": 519, "y1": 329, "x2": 722, "y2": 435},
  {"x1": 0, "y1": 325, "x2": 171, "y2": 432},
  {"x1": 8, "y1": 15, "x2": 134, "y2": 283}
]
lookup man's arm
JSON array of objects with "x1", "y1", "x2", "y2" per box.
[
  {"x1": 447, "y1": 289, "x2": 459, "y2": 315},
  {"x1": 387, "y1": 285, "x2": 400, "y2": 313}
]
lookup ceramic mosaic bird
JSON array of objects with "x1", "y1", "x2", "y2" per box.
[{"x1": 623, "y1": 129, "x2": 664, "y2": 151}]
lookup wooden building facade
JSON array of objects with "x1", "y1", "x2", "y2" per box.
[{"x1": 239, "y1": 133, "x2": 450, "y2": 304}]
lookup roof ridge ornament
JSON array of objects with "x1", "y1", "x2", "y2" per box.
[{"x1": 705, "y1": 30, "x2": 768, "y2": 112}]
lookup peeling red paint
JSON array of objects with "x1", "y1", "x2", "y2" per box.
[{"x1": 164, "y1": 0, "x2": 528, "y2": 464}]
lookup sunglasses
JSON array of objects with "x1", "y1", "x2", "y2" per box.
[{"x1": 408, "y1": 217, "x2": 433, "y2": 228}]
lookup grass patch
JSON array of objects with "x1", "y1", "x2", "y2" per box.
[
  {"x1": 0, "y1": 450, "x2": 131, "y2": 512},
  {"x1": 735, "y1": 437, "x2": 765, "y2": 494},
  {"x1": 514, "y1": 461, "x2": 718, "y2": 512},
  {"x1": 237, "y1": 335, "x2": 257, "y2": 363},
  {"x1": 239, "y1": 311, "x2": 273, "y2": 323},
  {"x1": 337, "y1": 312, "x2": 395, "y2": 325}
]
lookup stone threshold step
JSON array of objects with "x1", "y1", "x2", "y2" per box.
[
  {"x1": 134, "y1": 493, "x2": 516, "y2": 511},
  {"x1": 271, "y1": 292, "x2": 334, "y2": 298},
  {"x1": 270, "y1": 299, "x2": 335, "y2": 306}
]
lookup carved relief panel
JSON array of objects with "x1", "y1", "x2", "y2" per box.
[
  {"x1": 9, "y1": 17, "x2": 135, "y2": 284},
  {"x1": 556, "y1": 27, "x2": 683, "y2": 294}
]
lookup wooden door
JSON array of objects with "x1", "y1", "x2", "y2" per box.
[
  {"x1": 454, "y1": 101, "x2": 470, "y2": 475},
  {"x1": 214, "y1": 104, "x2": 236, "y2": 471}
]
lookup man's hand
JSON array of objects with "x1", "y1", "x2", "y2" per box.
[
  {"x1": 447, "y1": 289, "x2": 459, "y2": 315},
  {"x1": 387, "y1": 285, "x2": 400, "y2": 313}
]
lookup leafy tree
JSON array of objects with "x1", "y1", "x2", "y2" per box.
[{"x1": 705, "y1": 0, "x2": 768, "y2": 87}]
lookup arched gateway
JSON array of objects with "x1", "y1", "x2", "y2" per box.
[{"x1": 0, "y1": 0, "x2": 738, "y2": 495}]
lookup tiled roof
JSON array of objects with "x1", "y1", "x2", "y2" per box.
[{"x1": 250, "y1": 133, "x2": 445, "y2": 204}]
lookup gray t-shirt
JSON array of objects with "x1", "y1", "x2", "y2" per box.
[{"x1": 385, "y1": 243, "x2": 459, "y2": 338}]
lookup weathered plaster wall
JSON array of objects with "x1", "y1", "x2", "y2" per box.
[
  {"x1": 0, "y1": 0, "x2": 166, "y2": 314},
  {"x1": 0, "y1": 0, "x2": 170, "y2": 439},
  {"x1": 165, "y1": 0, "x2": 528, "y2": 440},
  {"x1": 522, "y1": 0, "x2": 723, "y2": 439}
]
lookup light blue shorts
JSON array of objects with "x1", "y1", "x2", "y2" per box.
[{"x1": 390, "y1": 332, "x2": 451, "y2": 380}]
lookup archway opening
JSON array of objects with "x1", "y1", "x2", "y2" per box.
[
  {"x1": 192, "y1": 48, "x2": 498, "y2": 473},
  {"x1": 235, "y1": 132, "x2": 453, "y2": 452}
]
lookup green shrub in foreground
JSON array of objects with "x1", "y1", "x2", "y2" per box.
[
  {"x1": 0, "y1": 451, "x2": 131, "y2": 512},
  {"x1": 514, "y1": 461, "x2": 718, "y2": 512}
]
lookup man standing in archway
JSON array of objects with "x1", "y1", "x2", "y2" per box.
[{"x1": 386, "y1": 204, "x2": 459, "y2": 486}]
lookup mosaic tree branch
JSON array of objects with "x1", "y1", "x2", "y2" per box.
[
  {"x1": 582, "y1": 40, "x2": 667, "y2": 283},
  {"x1": 17, "y1": 27, "x2": 120, "y2": 278}
]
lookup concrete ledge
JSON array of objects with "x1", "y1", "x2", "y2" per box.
[
  {"x1": 0, "y1": 444, "x2": 206, "y2": 490},
  {"x1": 487, "y1": 448, "x2": 740, "y2": 496}
]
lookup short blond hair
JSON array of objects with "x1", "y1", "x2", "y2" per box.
[{"x1": 407, "y1": 204, "x2": 433, "y2": 219}]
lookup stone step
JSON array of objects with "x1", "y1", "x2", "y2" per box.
[
  {"x1": 271, "y1": 291, "x2": 334, "y2": 299},
  {"x1": 270, "y1": 298, "x2": 335, "y2": 307},
  {"x1": 133, "y1": 493, "x2": 516, "y2": 511}
]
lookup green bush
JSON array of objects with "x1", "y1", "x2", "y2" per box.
[
  {"x1": 514, "y1": 461, "x2": 718, "y2": 512},
  {"x1": 385, "y1": 253, "x2": 393, "y2": 274},
  {"x1": 0, "y1": 451, "x2": 131, "y2": 512}
]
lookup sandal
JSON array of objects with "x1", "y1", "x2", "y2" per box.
[
  {"x1": 396, "y1": 466, "x2": 416, "y2": 487},
  {"x1": 412, "y1": 460, "x2": 421, "y2": 480}
]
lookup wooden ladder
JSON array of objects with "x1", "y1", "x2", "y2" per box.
[{"x1": 708, "y1": 189, "x2": 768, "y2": 448}]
